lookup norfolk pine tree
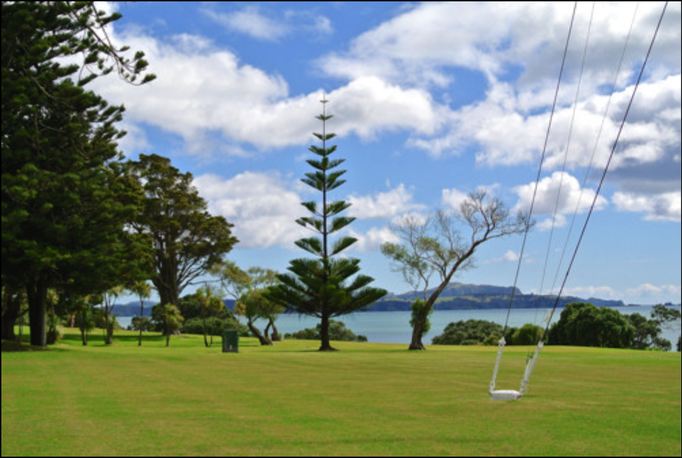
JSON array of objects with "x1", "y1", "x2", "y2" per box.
[{"x1": 265, "y1": 97, "x2": 386, "y2": 351}]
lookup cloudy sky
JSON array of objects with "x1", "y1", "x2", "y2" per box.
[{"x1": 97, "y1": 2, "x2": 681, "y2": 305}]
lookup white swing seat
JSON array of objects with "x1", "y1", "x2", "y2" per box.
[{"x1": 490, "y1": 390, "x2": 522, "y2": 401}]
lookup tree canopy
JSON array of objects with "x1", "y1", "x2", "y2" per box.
[{"x1": 129, "y1": 154, "x2": 238, "y2": 308}]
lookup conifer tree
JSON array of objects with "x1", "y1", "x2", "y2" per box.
[{"x1": 266, "y1": 97, "x2": 386, "y2": 351}]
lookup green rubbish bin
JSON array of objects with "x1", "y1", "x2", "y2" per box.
[{"x1": 222, "y1": 329, "x2": 239, "y2": 353}]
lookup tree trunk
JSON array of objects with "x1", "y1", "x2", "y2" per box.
[
  {"x1": 409, "y1": 316, "x2": 427, "y2": 350},
  {"x1": 1, "y1": 286, "x2": 24, "y2": 341},
  {"x1": 247, "y1": 320, "x2": 272, "y2": 346},
  {"x1": 138, "y1": 300, "x2": 144, "y2": 346},
  {"x1": 319, "y1": 313, "x2": 336, "y2": 351},
  {"x1": 203, "y1": 316, "x2": 210, "y2": 348},
  {"x1": 269, "y1": 318, "x2": 281, "y2": 342},
  {"x1": 408, "y1": 273, "x2": 460, "y2": 351},
  {"x1": 25, "y1": 275, "x2": 48, "y2": 347}
]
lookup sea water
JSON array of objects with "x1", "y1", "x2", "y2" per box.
[{"x1": 117, "y1": 305, "x2": 680, "y2": 348}]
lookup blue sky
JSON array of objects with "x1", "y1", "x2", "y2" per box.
[{"x1": 96, "y1": 2, "x2": 681, "y2": 305}]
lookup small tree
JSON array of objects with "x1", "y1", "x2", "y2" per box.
[
  {"x1": 129, "y1": 281, "x2": 153, "y2": 346},
  {"x1": 235, "y1": 290, "x2": 274, "y2": 346},
  {"x1": 382, "y1": 193, "x2": 529, "y2": 350},
  {"x1": 100, "y1": 285, "x2": 124, "y2": 345},
  {"x1": 158, "y1": 303, "x2": 184, "y2": 347},
  {"x1": 195, "y1": 284, "x2": 224, "y2": 348},
  {"x1": 265, "y1": 97, "x2": 387, "y2": 351}
]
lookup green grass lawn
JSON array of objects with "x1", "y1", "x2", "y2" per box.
[{"x1": 2, "y1": 328, "x2": 680, "y2": 456}]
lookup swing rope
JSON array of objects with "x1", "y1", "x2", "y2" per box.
[
  {"x1": 490, "y1": 1, "x2": 668, "y2": 400},
  {"x1": 490, "y1": 2, "x2": 578, "y2": 398}
]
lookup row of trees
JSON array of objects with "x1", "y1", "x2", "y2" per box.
[
  {"x1": 430, "y1": 303, "x2": 680, "y2": 351},
  {"x1": 2, "y1": 2, "x2": 238, "y2": 347}
]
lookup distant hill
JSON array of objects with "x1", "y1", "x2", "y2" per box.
[
  {"x1": 112, "y1": 282, "x2": 677, "y2": 316},
  {"x1": 366, "y1": 282, "x2": 626, "y2": 312}
]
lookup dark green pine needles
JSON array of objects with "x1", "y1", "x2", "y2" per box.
[{"x1": 266, "y1": 97, "x2": 386, "y2": 351}]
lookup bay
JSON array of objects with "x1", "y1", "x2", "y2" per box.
[{"x1": 116, "y1": 305, "x2": 681, "y2": 349}]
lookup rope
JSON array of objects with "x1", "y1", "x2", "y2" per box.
[
  {"x1": 491, "y1": 1, "x2": 668, "y2": 398},
  {"x1": 540, "y1": 1, "x2": 669, "y2": 341},
  {"x1": 490, "y1": 2, "x2": 578, "y2": 396},
  {"x1": 501, "y1": 2, "x2": 578, "y2": 337},
  {"x1": 548, "y1": 3, "x2": 640, "y2": 302}
]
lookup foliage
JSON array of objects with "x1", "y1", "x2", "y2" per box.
[
  {"x1": 195, "y1": 284, "x2": 225, "y2": 347},
  {"x1": 265, "y1": 97, "x2": 386, "y2": 351},
  {"x1": 215, "y1": 262, "x2": 284, "y2": 345},
  {"x1": 129, "y1": 154, "x2": 238, "y2": 307},
  {"x1": 236, "y1": 290, "x2": 277, "y2": 346},
  {"x1": 628, "y1": 313, "x2": 665, "y2": 350},
  {"x1": 431, "y1": 319, "x2": 504, "y2": 346},
  {"x1": 129, "y1": 316, "x2": 153, "y2": 333},
  {"x1": 2, "y1": 1, "x2": 154, "y2": 346},
  {"x1": 128, "y1": 281, "x2": 152, "y2": 346},
  {"x1": 285, "y1": 320, "x2": 368, "y2": 342},
  {"x1": 511, "y1": 323, "x2": 543, "y2": 346},
  {"x1": 651, "y1": 304, "x2": 682, "y2": 324},
  {"x1": 181, "y1": 317, "x2": 247, "y2": 338},
  {"x1": 548, "y1": 303, "x2": 635, "y2": 348},
  {"x1": 382, "y1": 197, "x2": 530, "y2": 349},
  {"x1": 152, "y1": 303, "x2": 184, "y2": 347}
]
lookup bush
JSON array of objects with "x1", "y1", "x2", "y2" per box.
[
  {"x1": 181, "y1": 317, "x2": 247, "y2": 337},
  {"x1": 512, "y1": 323, "x2": 543, "y2": 346},
  {"x1": 548, "y1": 302, "x2": 634, "y2": 348},
  {"x1": 128, "y1": 316, "x2": 154, "y2": 332},
  {"x1": 285, "y1": 320, "x2": 367, "y2": 342},
  {"x1": 432, "y1": 319, "x2": 503, "y2": 346}
]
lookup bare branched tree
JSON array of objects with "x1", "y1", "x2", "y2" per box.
[{"x1": 382, "y1": 190, "x2": 531, "y2": 350}]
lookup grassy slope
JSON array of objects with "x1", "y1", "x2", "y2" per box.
[{"x1": 2, "y1": 329, "x2": 680, "y2": 456}]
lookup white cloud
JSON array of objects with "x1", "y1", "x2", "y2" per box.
[
  {"x1": 95, "y1": 22, "x2": 443, "y2": 153},
  {"x1": 563, "y1": 285, "x2": 619, "y2": 300},
  {"x1": 348, "y1": 184, "x2": 424, "y2": 220},
  {"x1": 504, "y1": 250, "x2": 520, "y2": 262},
  {"x1": 561, "y1": 283, "x2": 681, "y2": 304},
  {"x1": 193, "y1": 172, "x2": 306, "y2": 249},
  {"x1": 613, "y1": 191, "x2": 681, "y2": 222},
  {"x1": 441, "y1": 188, "x2": 469, "y2": 213},
  {"x1": 514, "y1": 171, "x2": 608, "y2": 220},
  {"x1": 202, "y1": 5, "x2": 334, "y2": 42},
  {"x1": 625, "y1": 284, "x2": 682, "y2": 303},
  {"x1": 348, "y1": 226, "x2": 399, "y2": 253}
]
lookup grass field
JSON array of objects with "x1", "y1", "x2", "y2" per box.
[{"x1": 2, "y1": 328, "x2": 680, "y2": 456}]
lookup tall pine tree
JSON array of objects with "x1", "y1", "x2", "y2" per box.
[{"x1": 266, "y1": 97, "x2": 386, "y2": 351}]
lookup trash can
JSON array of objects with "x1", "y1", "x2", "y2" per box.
[{"x1": 222, "y1": 329, "x2": 239, "y2": 353}]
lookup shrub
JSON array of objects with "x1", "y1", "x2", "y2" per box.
[
  {"x1": 432, "y1": 319, "x2": 503, "y2": 346},
  {"x1": 512, "y1": 323, "x2": 543, "y2": 345},
  {"x1": 548, "y1": 302, "x2": 634, "y2": 348},
  {"x1": 285, "y1": 320, "x2": 367, "y2": 342}
]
